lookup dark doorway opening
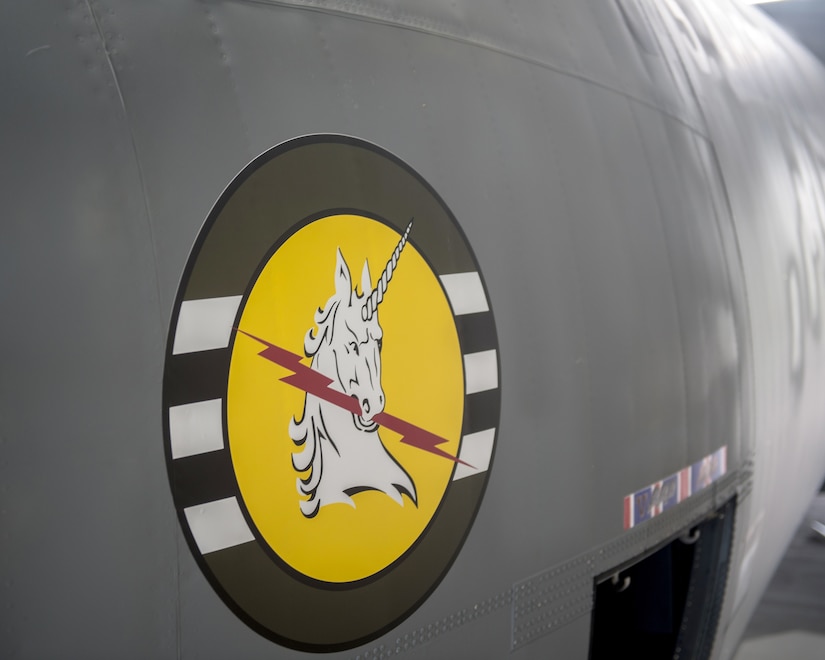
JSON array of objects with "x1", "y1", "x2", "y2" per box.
[{"x1": 589, "y1": 497, "x2": 736, "y2": 660}]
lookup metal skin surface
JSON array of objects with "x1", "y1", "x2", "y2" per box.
[{"x1": 2, "y1": 0, "x2": 825, "y2": 658}]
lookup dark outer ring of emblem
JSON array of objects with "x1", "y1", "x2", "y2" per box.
[{"x1": 162, "y1": 135, "x2": 501, "y2": 653}]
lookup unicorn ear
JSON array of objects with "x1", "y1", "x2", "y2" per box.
[
  {"x1": 335, "y1": 248, "x2": 352, "y2": 302},
  {"x1": 361, "y1": 259, "x2": 372, "y2": 296}
]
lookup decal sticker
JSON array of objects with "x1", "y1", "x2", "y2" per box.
[
  {"x1": 623, "y1": 446, "x2": 727, "y2": 529},
  {"x1": 162, "y1": 135, "x2": 500, "y2": 651}
]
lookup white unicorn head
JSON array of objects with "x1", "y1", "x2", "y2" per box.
[{"x1": 289, "y1": 222, "x2": 417, "y2": 517}]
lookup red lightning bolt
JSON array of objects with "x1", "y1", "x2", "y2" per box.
[{"x1": 235, "y1": 328, "x2": 471, "y2": 467}]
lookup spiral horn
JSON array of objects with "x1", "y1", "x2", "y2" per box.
[{"x1": 361, "y1": 219, "x2": 414, "y2": 321}]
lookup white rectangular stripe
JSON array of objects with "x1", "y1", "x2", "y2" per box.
[
  {"x1": 172, "y1": 296, "x2": 243, "y2": 355},
  {"x1": 439, "y1": 272, "x2": 489, "y2": 316},
  {"x1": 169, "y1": 399, "x2": 224, "y2": 459},
  {"x1": 464, "y1": 350, "x2": 498, "y2": 394},
  {"x1": 628, "y1": 494, "x2": 635, "y2": 529},
  {"x1": 453, "y1": 428, "x2": 496, "y2": 480},
  {"x1": 184, "y1": 497, "x2": 255, "y2": 555}
]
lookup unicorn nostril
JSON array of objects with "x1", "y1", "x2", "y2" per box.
[
  {"x1": 362, "y1": 399, "x2": 370, "y2": 414},
  {"x1": 379, "y1": 394, "x2": 384, "y2": 404}
]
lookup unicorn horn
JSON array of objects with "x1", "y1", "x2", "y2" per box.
[{"x1": 362, "y1": 219, "x2": 414, "y2": 321}]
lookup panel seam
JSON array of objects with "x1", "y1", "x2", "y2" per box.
[
  {"x1": 82, "y1": 0, "x2": 166, "y2": 328},
  {"x1": 231, "y1": 0, "x2": 707, "y2": 137},
  {"x1": 81, "y1": 2, "x2": 178, "y2": 658}
]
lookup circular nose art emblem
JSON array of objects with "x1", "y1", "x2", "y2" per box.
[{"x1": 162, "y1": 135, "x2": 500, "y2": 651}]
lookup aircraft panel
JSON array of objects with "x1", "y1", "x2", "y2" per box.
[
  {"x1": 633, "y1": 107, "x2": 743, "y2": 467},
  {"x1": 612, "y1": 0, "x2": 705, "y2": 130},
  {"x1": 209, "y1": 2, "x2": 432, "y2": 162},
  {"x1": 91, "y1": 0, "x2": 255, "y2": 313},
  {"x1": 684, "y1": 13, "x2": 825, "y2": 646},
  {"x1": 538, "y1": 72, "x2": 689, "y2": 516},
  {"x1": 0, "y1": 2, "x2": 176, "y2": 659},
  {"x1": 689, "y1": 134, "x2": 754, "y2": 466}
]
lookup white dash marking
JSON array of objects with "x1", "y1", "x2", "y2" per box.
[
  {"x1": 440, "y1": 272, "x2": 489, "y2": 316},
  {"x1": 184, "y1": 497, "x2": 255, "y2": 555},
  {"x1": 464, "y1": 350, "x2": 498, "y2": 394},
  {"x1": 453, "y1": 428, "x2": 496, "y2": 480},
  {"x1": 169, "y1": 399, "x2": 224, "y2": 459},
  {"x1": 172, "y1": 296, "x2": 243, "y2": 355},
  {"x1": 26, "y1": 45, "x2": 51, "y2": 57}
]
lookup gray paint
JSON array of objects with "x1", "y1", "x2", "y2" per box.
[{"x1": 2, "y1": 0, "x2": 825, "y2": 658}]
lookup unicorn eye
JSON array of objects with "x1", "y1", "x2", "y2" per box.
[{"x1": 349, "y1": 341, "x2": 359, "y2": 355}]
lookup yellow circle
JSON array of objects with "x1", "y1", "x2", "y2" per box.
[{"x1": 227, "y1": 215, "x2": 464, "y2": 583}]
